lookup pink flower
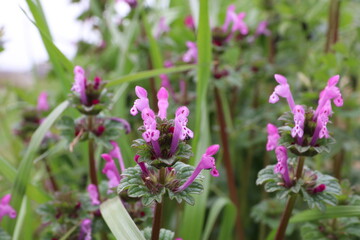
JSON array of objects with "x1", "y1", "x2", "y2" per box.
[
  {"x1": 170, "y1": 106, "x2": 193, "y2": 155},
  {"x1": 130, "y1": 86, "x2": 150, "y2": 116},
  {"x1": 177, "y1": 145, "x2": 220, "y2": 192},
  {"x1": 255, "y1": 21, "x2": 270, "y2": 36},
  {"x1": 155, "y1": 17, "x2": 170, "y2": 39},
  {"x1": 37, "y1": 91, "x2": 49, "y2": 111},
  {"x1": 109, "y1": 141, "x2": 126, "y2": 172},
  {"x1": 184, "y1": 15, "x2": 195, "y2": 30},
  {"x1": 79, "y1": 218, "x2": 92, "y2": 240},
  {"x1": 269, "y1": 74, "x2": 296, "y2": 111},
  {"x1": 274, "y1": 146, "x2": 292, "y2": 187},
  {"x1": 101, "y1": 154, "x2": 121, "y2": 191},
  {"x1": 134, "y1": 155, "x2": 149, "y2": 175},
  {"x1": 312, "y1": 184, "x2": 326, "y2": 194},
  {"x1": 0, "y1": 194, "x2": 16, "y2": 222},
  {"x1": 222, "y1": 5, "x2": 248, "y2": 35},
  {"x1": 266, "y1": 123, "x2": 280, "y2": 151},
  {"x1": 72, "y1": 66, "x2": 88, "y2": 105},
  {"x1": 291, "y1": 105, "x2": 305, "y2": 139},
  {"x1": 157, "y1": 87, "x2": 169, "y2": 120},
  {"x1": 182, "y1": 41, "x2": 198, "y2": 63},
  {"x1": 314, "y1": 75, "x2": 343, "y2": 119},
  {"x1": 87, "y1": 184, "x2": 100, "y2": 205}
]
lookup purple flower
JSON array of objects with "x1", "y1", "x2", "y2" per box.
[
  {"x1": 157, "y1": 87, "x2": 169, "y2": 120},
  {"x1": 274, "y1": 146, "x2": 292, "y2": 187},
  {"x1": 37, "y1": 91, "x2": 49, "y2": 111},
  {"x1": 255, "y1": 21, "x2": 270, "y2": 36},
  {"x1": 72, "y1": 66, "x2": 88, "y2": 105},
  {"x1": 101, "y1": 154, "x2": 121, "y2": 192},
  {"x1": 312, "y1": 184, "x2": 326, "y2": 194},
  {"x1": 291, "y1": 105, "x2": 305, "y2": 139},
  {"x1": 170, "y1": 106, "x2": 193, "y2": 155},
  {"x1": 130, "y1": 86, "x2": 150, "y2": 116},
  {"x1": 184, "y1": 15, "x2": 195, "y2": 30},
  {"x1": 266, "y1": 123, "x2": 280, "y2": 151},
  {"x1": 134, "y1": 155, "x2": 149, "y2": 175},
  {"x1": 109, "y1": 141, "x2": 126, "y2": 172},
  {"x1": 87, "y1": 184, "x2": 100, "y2": 205},
  {"x1": 79, "y1": 218, "x2": 92, "y2": 240},
  {"x1": 177, "y1": 145, "x2": 220, "y2": 192},
  {"x1": 141, "y1": 108, "x2": 161, "y2": 157},
  {"x1": 182, "y1": 41, "x2": 198, "y2": 63},
  {"x1": 269, "y1": 74, "x2": 296, "y2": 111},
  {"x1": 222, "y1": 5, "x2": 248, "y2": 35},
  {"x1": 314, "y1": 75, "x2": 343, "y2": 119},
  {"x1": 155, "y1": 17, "x2": 170, "y2": 39},
  {"x1": 0, "y1": 194, "x2": 16, "y2": 222}
]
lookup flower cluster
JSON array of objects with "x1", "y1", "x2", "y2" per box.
[
  {"x1": 268, "y1": 74, "x2": 343, "y2": 156},
  {"x1": 70, "y1": 66, "x2": 112, "y2": 115},
  {"x1": 118, "y1": 86, "x2": 219, "y2": 205}
]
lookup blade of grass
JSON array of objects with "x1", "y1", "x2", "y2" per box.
[
  {"x1": 23, "y1": 0, "x2": 73, "y2": 93},
  {"x1": 202, "y1": 197, "x2": 235, "y2": 240},
  {"x1": 290, "y1": 206, "x2": 360, "y2": 223},
  {"x1": 0, "y1": 156, "x2": 50, "y2": 203},
  {"x1": 5, "y1": 101, "x2": 69, "y2": 234},
  {"x1": 217, "y1": 201, "x2": 236, "y2": 240},
  {"x1": 107, "y1": 65, "x2": 195, "y2": 87},
  {"x1": 179, "y1": 0, "x2": 212, "y2": 239},
  {"x1": 12, "y1": 196, "x2": 27, "y2": 240},
  {"x1": 100, "y1": 197, "x2": 146, "y2": 240}
]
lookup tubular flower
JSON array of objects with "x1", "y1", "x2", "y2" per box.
[
  {"x1": 177, "y1": 145, "x2": 220, "y2": 192},
  {"x1": 0, "y1": 194, "x2": 17, "y2": 222},
  {"x1": 222, "y1": 5, "x2": 248, "y2": 35},
  {"x1": 269, "y1": 74, "x2": 343, "y2": 150},
  {"x1": 266, "y1": 123, "x2": 280, "y2": 151},
  {"x1": 134, "y1": 155, "x2": 149, "y2": 175},
  {"x1": 274, "y1": 146, "x2": 292, "y2": 187},
  {"x1": 170, "y1": 106, "x2": 193, "y2": 155},
  {"x1": 37, "y1": 91, "x2": 49, "y2": 111},
  {"x1": 109, "y1": 141, "x2": 126, "y2": 172},
  {"x1": 155, "y1": 16, "x2": 170, "y2": 39},
  {"x1": 157, "y1": 87, "x2": 169, "y2": 120},
  {"x1": 269, "y1": 74, "x2": 296, "y2": 111},
  {"x1": 182, "y1": 41, "x2": 198, "y2": 63},
  {"x1": 79, "y1": 219, "x2": 92, "y2": 240},
  {"x1": 87, "y1": 184, "x2": 100, "y2": 205},
  {"x1": 130, "y1": 86, "x2": 150, "y2": 116},
  {"x1": 72, "y1": 66, "x2": 88, "y2": 105},
  {"x1": 101, "y1": 154, "x2": 121, "y2": 192}
]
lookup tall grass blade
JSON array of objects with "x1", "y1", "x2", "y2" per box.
[
  {"x1": 179, "y1": 0, "x2": 212, "y2": 239},
  {"x1": 5, "y1": 101, "x2": 69, "y2": 234},
  {"x1": 290, "y1": 206, "x2": 360, "y2": 223},
  {"x1": 0, "y1": 156, "x2": 50, "y2": 203},
  {"x1": 107, "y1": 65, "x2": 195, "y2": 87},
  {"x1": 100, "y1": 197, "x2": 146, "y2": 240}
]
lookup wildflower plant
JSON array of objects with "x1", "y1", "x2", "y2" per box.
[
  {"x1": 118, "y1": 86, "x2": 220, "y2": 239},
  {"x1": 257, "y1": 74, "x2": 342, "y2": 240}
]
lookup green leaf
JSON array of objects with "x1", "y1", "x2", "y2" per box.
[
  {"x1": 6, "y1": 101, "x2": 69, "y2": 234},
  {"x1": 290, "y1": 206, "x2": 360, "y2": 223},
  {"x1": 107, "y1": 65, "x2": 196, "y2": 87},
  {"x1": 0, "y1": 156, "x2": 50, "y2": 204},
  {"x1": 180, "y1": 0, "x2": 212, "y2": 239},
  {"x1": 202, "y1": 197, "x2": 235, "y2": 240},
  {"x1": 100, "y1": 197, "x2": 146, "y2": 240},
  {"x1": 142, "y1": 227, "x2": 175, "y2": 240}
]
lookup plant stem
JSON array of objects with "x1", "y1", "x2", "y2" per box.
[
  {"x1": 87, "y1": 116, "x2": 99, "y2": 190},
  {"x1": 43, "y1": 158, "x2": 58, "y2": 192},
  {"x1": 325, "y1": 0, "x2": 341, "y2": 52},
  {"x1": 275, "y1": 156, "x2": 305, "y2": 240},
  {"x1": 151, "y1": 168, "x2": 165, "y2": 240},
  {"x1": 214, "y1": 87, "x2": 245, "y2": 240}
]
